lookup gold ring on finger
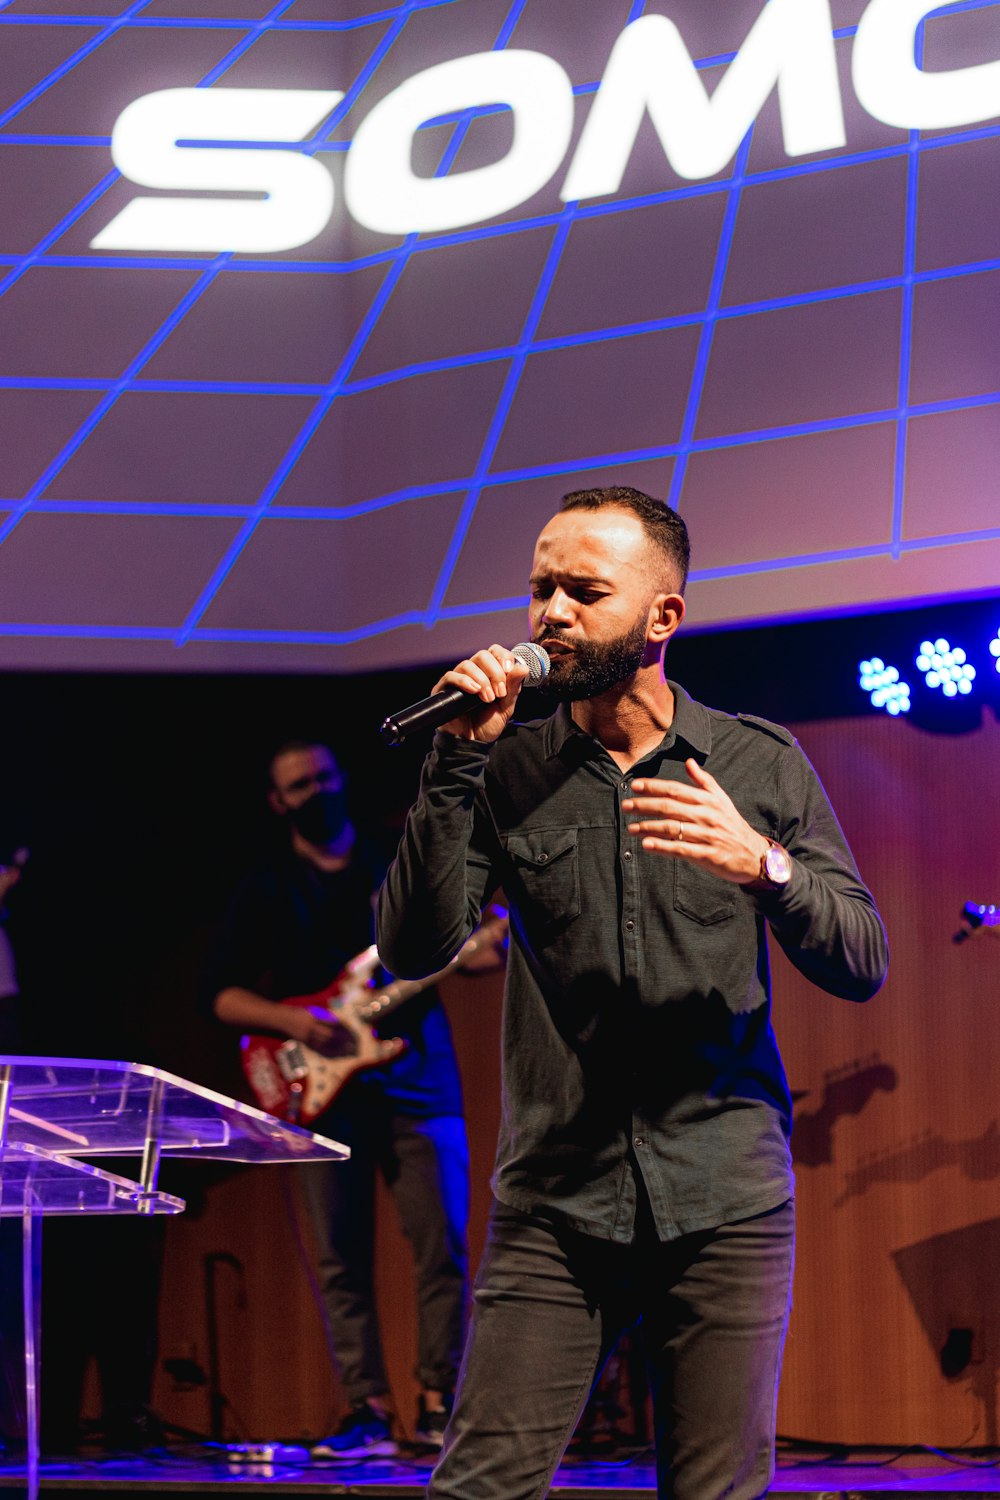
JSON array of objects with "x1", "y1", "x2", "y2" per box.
[{"x1": 676, "y1": 821, "x2": 684, "y2": 842}]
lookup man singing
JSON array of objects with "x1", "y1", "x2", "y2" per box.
[{"x1": 377, "y1": 486, "x2": 888, "y2": 1500}]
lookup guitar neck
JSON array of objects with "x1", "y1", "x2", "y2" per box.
[{"x1": 356, "y1": 918, "x2": 502, "y2": 1025}]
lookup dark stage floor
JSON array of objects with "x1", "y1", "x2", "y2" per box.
[{"x1": 2, "y1": 1445, "x2": 1000, "y2": 1497}]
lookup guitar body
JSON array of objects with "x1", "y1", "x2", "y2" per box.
[
  {"x1": 240, "y1": 912, "x2": 507, "y2": 1126},
  {"x1": 240, "y1": 946, "x2": 406, "y2": 1127},
  {"x1": 241, "y1": 1014, "x2": 406, "y2": 1126}
]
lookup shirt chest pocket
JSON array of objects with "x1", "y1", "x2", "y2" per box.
[
  {"x1": 504, "y1": 829, "x2": 581, "y2": 936},
  {"x1": 673, "y1": 860, "x2": 738, "y2": 926}
]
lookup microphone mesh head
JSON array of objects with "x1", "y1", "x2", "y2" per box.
[{"x1": 511, "y1": 641, "x2": 550, "y2": 686}]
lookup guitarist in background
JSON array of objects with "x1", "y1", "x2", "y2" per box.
[{"x1": 203, "y1": 740, "x2": 497, "y2": 1458}]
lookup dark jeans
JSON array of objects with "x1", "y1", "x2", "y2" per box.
[
  {"x1": 430, "y1": 1195, "x2": 794, "y2": 1500},
  {"x1": 298, "y1": 1109, "x2": 469, "y2": 1404}
]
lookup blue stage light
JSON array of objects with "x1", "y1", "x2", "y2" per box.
[
  {"x1": 859, "y1": 658, "x2": 910, "y2": 715},
  {"x1": 915, "y1": 639, "x2": 976, "y2": 697},
  {"x1": 990, "y1": 630, "x2": 1000, "y2": 673}
]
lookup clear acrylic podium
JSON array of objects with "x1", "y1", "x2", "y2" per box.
[{"x1": 0, "y1": 1055, "x2": 349, "y2": 1498}]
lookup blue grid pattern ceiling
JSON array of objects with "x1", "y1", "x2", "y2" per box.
[{"x1": 0, "y1": 0, "x2": 997, "y2": 671}]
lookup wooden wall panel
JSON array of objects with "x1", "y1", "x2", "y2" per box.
[
  {"x1": 775, "y1": 710, "x2": 1000, "y2": 1446},
  {"x1": 150, "y1": 709, "x2": 1000, "y2": 1448},
  {"x1": 152, "y1": 1165, "x2": 339, "y2": 1443}
]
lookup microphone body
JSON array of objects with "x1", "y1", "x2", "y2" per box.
[{"x1": 381, "y1": 642, "x2": 550, "y2": 745}]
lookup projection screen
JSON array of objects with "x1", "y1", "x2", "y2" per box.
[{"x1": 0, "y1": 0, "x2": 997, "y2": 670}]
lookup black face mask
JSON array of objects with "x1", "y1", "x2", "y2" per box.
[{"x1": 286, "y1": 789, "x2": 351, "y2": 847}]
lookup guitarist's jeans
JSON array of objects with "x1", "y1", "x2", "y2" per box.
[
  {"x1": 428, "y1": 1195, "x2": 794, "y2": 1500},
  {"x1": 298, "y1": 1109, "x2": 469, "y2": 1403}
]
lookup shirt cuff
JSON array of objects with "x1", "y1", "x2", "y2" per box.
[
  {"x1": 743, "y1": 855, "x2": 808, "y2": 914},
  {"x1": 431, "y1": 730, "x2": 494, "y2": 763}
]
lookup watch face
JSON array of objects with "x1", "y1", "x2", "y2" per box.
[{"x1": 765, "y1": 843, "x2": 792, "y2": 885}]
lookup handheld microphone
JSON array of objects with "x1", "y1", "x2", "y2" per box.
[{"x1": 380, "y1": 642, "x2": 550, "y2": 745}]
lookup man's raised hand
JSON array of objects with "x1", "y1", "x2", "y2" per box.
[{"x1": 622, "y1": 758, "x2": 771, "y2": 885}]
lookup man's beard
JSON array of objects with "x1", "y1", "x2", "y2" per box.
[{"x1": 536, "y1": 612, "x2": 651, "y2": 702}]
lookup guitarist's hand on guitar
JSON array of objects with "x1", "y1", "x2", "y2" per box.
[
  {"x1": 215, "y1": 984, "x2": 349, "y2": 1054},
  {"x1": 283, "y1": 1004, "x2": 347, "y2": 1054},
  {"x1": 456, "y1": 908, "x2": 509, "y2": 973}
]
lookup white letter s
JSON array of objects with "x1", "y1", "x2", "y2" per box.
[{"x1": 91, "y1": 87, "x2": 344, "y2": 254}]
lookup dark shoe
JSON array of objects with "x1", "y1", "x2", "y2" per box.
[
  {"x1": 311, "y1": 1400, "x2": 396, "y2": 1459},
  {"x1": 413, "y1": 1393, "x2": 452, "y2": 1450}
]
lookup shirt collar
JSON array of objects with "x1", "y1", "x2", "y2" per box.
[
  {"x1": 542, "y1": 680, "x2": 713, "y2": 762},
  {"x1": 663, "y1": 680, "x2": 712, "y2": 760}
]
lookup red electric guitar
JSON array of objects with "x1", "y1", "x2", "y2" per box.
[{"x1": 240, "y1": 910, "x2": 507, "y2": 1126}]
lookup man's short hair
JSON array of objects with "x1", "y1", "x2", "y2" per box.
[
  {"x1": 560, "y1": 486, "x2": 690, "y2": 592},
  {"x1": 267, "y1": 739, "x2": 336, "y2": 788}
]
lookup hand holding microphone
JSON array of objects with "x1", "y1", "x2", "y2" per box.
[{"x1": 381, "y1": 642, "x2": 550, "y2": 745}]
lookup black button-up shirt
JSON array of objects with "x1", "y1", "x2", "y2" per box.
[{"x1": 377, "y1": 683, "x2": 888, "y2": 1242}]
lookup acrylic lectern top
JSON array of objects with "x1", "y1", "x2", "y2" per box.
[{"x1": 0, "y1": 1056, "x2": 348, "y2": 1165}]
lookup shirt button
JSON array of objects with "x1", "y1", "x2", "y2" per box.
[
  {"x1": 625, "y1": 919, "x2": 635, "y2": 931},
  {"x1": 633, "y1": 1136, "x2": 645, "y2": 1147},
  {"x1": 620, "y1": 780, "x2": 630, "y2": 792},
  {"x1": 623, "y1": 850, "x2": 633, "y2": 861},
  {"x1": 536, "y1": 852, "x2": 548, "y2": 864}
]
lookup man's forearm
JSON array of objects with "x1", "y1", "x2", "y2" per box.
[
  {"x1": 758, "y1": 745, "x2": 889, "y2": 1001},
  {"x1": 213, "y1": 986, "x2": 296, "y2": 1035},
  {"x1": 757, "y1": 863, "x2": 888, "y2": 1002},
  {"x1": 378, "y1": 734, "x2": 494, "y2": 979}
]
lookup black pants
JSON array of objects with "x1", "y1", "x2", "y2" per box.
[
  {"x1": 430, "y1": 1196, "x2": 794, "y2": 1500},
  {"x1": 298, "y1": 1109, "x2": 469, "y2": 1404}
]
